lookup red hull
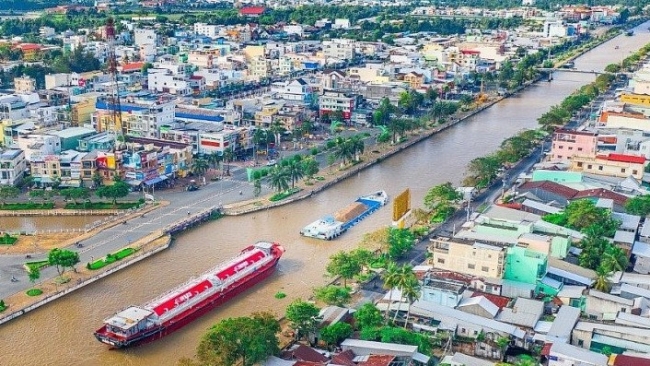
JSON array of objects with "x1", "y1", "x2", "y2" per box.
[{"x1": 95, "y1": 253, "x2": 281, "y2": 348}]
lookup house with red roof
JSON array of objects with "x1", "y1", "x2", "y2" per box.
[
  {"x1": 119, "y1": 62, "x2": 145, "y2": 74},
  {"x1": 570, "y1": 152, "x2": 646, "y2": 180},
  {"x1": 239, "y1": 6, "x2": 266, "y2": 17}
]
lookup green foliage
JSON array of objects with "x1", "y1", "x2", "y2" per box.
[
  {"x1": 423, "y1": 182, "x2": 462, "y2": 211},
  {"x1": 268, "y1": 187, "x2": 300, "y2": 202},
  {"x1": 274, "y1": 291, "x2": 286, "y2": 299},
  {"x1": 95, "y1": 180, "x2": 130, "y2": 205},
  {"x1": 87, "y1": 248, "x2": 137, "y2": 270},
  {"x1": 625, "y1": 195, "x2": 650, "y2": 216},
  {"x1": 320, "y1": 322, "x2": 353, "y2": 348},
  {"x1": 361, "y1": 326, "x2": 432, "y2": 354},
  {"x1": 191, "y1": 157, "x2": 210, "y2": 177},
  {"x1": 28, "y1": 266, "x2": 40, "y2": 284},
  {"x1": 353, "y1": 303, "x2": 384, "y2": 330},
  {"x1": 269, "y1": 165, "x2": 290, "y2": 193},
  {"x1": 326, "y1": 251, "x2": 363, "y2": 287},
  {"x1": 64, "y1": 201, "x2": 141, "y2": 210},
  {"x1": 0, "y1": 185, "x2": 20, "y2": 204},
  {"x1": 0, "y1": 202, "x2": 55, "y2": 210},
  {"x1": 314, "y1": 285, "x2": 352, "y2": 306},
  {"x1": 387, "y1": 228, "x2": 415, "y2": 259},
  {"x1": 0, "y1": 299, "x2": 6, "y2": 312},
  {"x1": 310, "y1": 147, "x2": 319, "y2": 155},
  {"x1": 26, "y1": 288, "x2": 43, "y2": 296},
  {"x1": 543, "y1": 199, "x2": 620, "y2": 236},
  {"x1": 25, "y1": 260, "x2": 49, "y2": 273},
  {"x1": 286, "y1": 299, "x2": 320, "y2": 341},
  {"x1": 0, "y1": 233, "x2": 18, "y2": 245},
  {"x1": 60, "y1": 187, "x2": 91, "y2": 204},
  {"x1": 48, "y1": 248, "x2": 80, "y2": 275},
  {"x1": 196, "y1": 312, "x2": 280, "y2": 366},
  {"x1": 253, "y1": 179, "x2": 262, "y2": 198}
]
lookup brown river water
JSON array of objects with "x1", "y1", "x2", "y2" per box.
[{"x1": 2, "y1": 24, "x2": 650, "y2": 366}]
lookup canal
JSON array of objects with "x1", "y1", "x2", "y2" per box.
[{"x1": 2, "y1": 22, "x2": 650, "y2": 366}]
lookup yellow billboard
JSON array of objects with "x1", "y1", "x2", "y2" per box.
[
  {"x1": 392, "y1": 189, "x2": 411, "y2": 222},
  {"x1": 107, "y1": 155, "x2": 116, "y2": 170}
]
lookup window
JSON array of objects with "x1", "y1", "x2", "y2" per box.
[
  {"x1": 633, "y1": 170, "x2": 639, "y2": 175},
  {"x1": 578, "y1": 147, "x2": 583, "y2": 151},
  {"x1": 621, "y1": 168, "x2": 626, "y2": 173},
  {"x1": 568, "y1": 146, "x2": 573, "y2": 150},
  {"x1": 588, "y1": 165, "x2": 592, "y2": 169},
  {"x1": 468, "y1": 263, "x2": 475, "y2": 269},
  {"x1": 621, "y1": 308, "x2": 626, "y2": 313},
  {"x1": 598, "y1": 166, "x2": 603, "y2": 171},
  {"x1": 577, "y1": 162, "x2": 583, "y2": 167},
  {"x1": 437, "y1": 258, "x2": 445, "y2": 264},
  {"x1": 481, "y1": 266, "x2": 489, "y2": 272},
  {"x1": 578, "y1": 340, "x2": 584, "y2": 346}
]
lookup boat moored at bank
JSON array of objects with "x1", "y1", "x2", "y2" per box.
[{"x1": 300, "y1": 191, "x2": 388, "y2": 240}]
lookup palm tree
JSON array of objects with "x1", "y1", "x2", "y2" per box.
[
  {"x1": 593, "y1": 266, "x2": 612, "y2": 292},
  {"x1": 391, "y1": 265, "x2": 418, "y2": 325},
  {"x1": 287, "y1": 160, "x2": 304, "y2": 189},
  {"x1": 206, "y1": 152, "x2": 222, "y2": 172},
  {"x1": 222, "y1": 148, "x2": 234, "y2": 176},
  {"x1": 269, "y1": 121, "x2": 285, "y2": 151},
  {"x1": 401, "y1": 276, "x2": 420, "y2": 329},
  {"x1": 349, "y1": 135, "x2": 365, "y2": 162},
  {"x1": 381, "y1": 262, "x2": 401, "y2": 323},
  {"x1": 602, "y1": 245, "x2": 628, "y2": 273},
  {"x1": 253, "y1": 129, "x2": 269, "y2": 164},
  {"x1": 191, "y1": 157, "x2": 209, "y2": 178},
  {"x1": 335, "y1": 139, "x2": 354, "y2": 166},
  {"x1": 269, "y1": 166, "x2": 289, "y2": 193}
]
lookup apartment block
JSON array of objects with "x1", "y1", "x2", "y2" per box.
[
  {"x1": 429, "y1": 237, "x2": 506, "y2": 279},
  {"x1": 0, "y1": 149, "x2": 26, "y2": 186},
  {"x1": 570, "y1": 153, "x2": 646, "y2": 180},
  {"x1": 550, "y1": 129, "x2": 597, "y2": 162}
]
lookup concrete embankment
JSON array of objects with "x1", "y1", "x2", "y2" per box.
[{"x1": 0, "y1": 234, "x2": 171, "y2": 326}]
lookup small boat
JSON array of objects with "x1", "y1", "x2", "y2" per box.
[
  {"x1": 94, "y1": 241, "x2": 285, "y2": 348},
  {"x1": 300, "y1": 191, "x2": 388, "y2": 240}
]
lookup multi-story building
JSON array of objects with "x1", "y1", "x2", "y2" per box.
[
  {"x1": 30, "y1": 154, "x2": 61, "y2": 187},
  {"x1": 504, "y1": 246, "x2": 548, "y2": 285},
  {"x1": 193, "y1": 23, "x2": 220, "y2": 38},
  {"x1": 188, "y1": 50, "x2": 215, "y2": 69},
  {"x1": 147, "y1": 69, "x2": 192, "y2": 95},
  {"x1": 0, "y1": 148, "x2": 26, "y2": 186},
  {"x1": 58, "y1": 149, "x2": 86, "y2": 187},
  {"x1": 570, "y1": 153, "x2": 646, "y2": 180},
  {"x1": 14, "y1": 76, "x2": 36, "y2": 94},
  {"x1": 428, "y1": 237, "x2": 506, "y2": 279},
  {"x1": 550, "y1": 129, "x2": 598, "y2": 162},
  {"x1": 254, "y1": 104, "x2": 280, "y2": 128},
  {"x1": 319, "y1": 90, "x2": 360, "y2": 120},
  {"x1": 249, "y1": 56, "x2": 271, "y2": 80},
  {"x1": 322, "y1": 39, "x2": 356, "y2": 60},
  {"x1": 134, "y1": 28, "x2": 158, "y2": 47},
  {"x1": 93, "y1": 96, "x2": 175, "y2": 138},
  {"x1": 271, "y1": 79, "x2": 315, "y2": 104}
]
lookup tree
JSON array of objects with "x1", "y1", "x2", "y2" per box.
[
  {"x1": 320, "y1": 322, "x2": 353, "y2": 349},
  {"x1": 601, "y1": 245, "x2": 628, "y2": 273},
  {"x1": 191, "y1": 157, "x2": 209, "y2": 177},
  {"x1": 286, "y1": 299, "x2": 320, "y2": 342},
  {"x1": 593, "y1": 266, "x2": 612, "y2": 292},
  {"x1": 423, "y1": 182, "x2": 462, "y2": 211},
  {"x1": 0, "y1": 185, "x2": 19, "y2": 205},
  {"x1": 314, "y1": 285, "x2": 352, "y2": 306},
  {"x1": 206, "y1": 152, "x2": 222, "y2": 171},
  {"x1": 625, "y1": 195, "x2": 650, "y2": 216},
  {"x1": 387, "y1": 228, "x2": 415, "y2": 259},
  {"x1": 269, "y1": 166, "x2": 290, "y2": 193},
  {"x1": 302, "y1": 157, "x2": 319, "y2": 181},
  {"x1": 28, "y1": 266, "x2": 40, "y2": 287},
  {"x1": 353, "y1": 303, "x2": 383, "y2": 330},
  {"x1": 222, "y1": 148, "x2": 234, "y2": 176},
  {"x1": 253, "y1": 178, "x2": 262, "y2": 197},
  {"x1": 464, "y1": 154, "x2": 502, "y2": 187},
  {"x1": 326, "y1": 251, "x2": 362, "y2": 287},
  {"x1": 196, "y1": 312, "x2": 280, "y2": 366},
  {"x1": 48, "y1": 248, "x2": 80, "y2": 275},
  {"x1": 578, "y1": 232, "x2": 609, "y2": 270},
  {"x1": 95, "y1": 180, "x2": 130, "y2": 205},
  {"x1": 390, "y1": 265, "x2": 419, "y2": 325},
  {"x1": 381, "y1": 262, "x2": 401, "y2": 322},
  {"x1": 92, "y1": 171, "x2": 103, "y2": 188},
  {"x1": 286, "y1": 159, "x2": 304, "y2": 189}
]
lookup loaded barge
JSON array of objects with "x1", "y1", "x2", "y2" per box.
[
  {"x1": 94, "y1": 241, "x2": 284, "y2": 348},
  {"x1": 300, "y1": 191, "x2": 388, "y2": 240}
]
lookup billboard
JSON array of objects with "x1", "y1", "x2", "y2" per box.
[{"x1": 392, "y1": 188, "x2": 411, "y2": 222}]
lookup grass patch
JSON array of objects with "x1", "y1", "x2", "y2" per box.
[
  {"x1": 0, "y1": 202, "x2": 54, "y2": 210},
  {"x1": 24, "y1": 260, "x2": 49, "y2": 273},
  {"x1": 86, "y1": 248, "x2": 138, "y2": 270},
  {"x1": 269, "y1": 188, "x2": 301, "y2": 202},
  {"x1": 354, "y1": 272, "x2": 375, "y2": 283},
  {"x1": 315, "y1": 176, "x2": 326, "y2": 181},
  {"x1": 0, "y1": 300, "x2": 6, "y2": 312},
  {"x1": 26, "y1": 289, "x2": 43, "y2": 297},
  {"x1": 275, "y1": 291, "x2": 286, "y2": 299},
  {"x1": 64, "y1": 201, "x2": 142, "y2": 210},
  {"x1": 0, "y1": 233, "x2": 18, "y2": 245}
]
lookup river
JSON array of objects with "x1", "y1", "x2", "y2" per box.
[{"x1": 2, "y1": 22, "x2": 650, "y2": 366}]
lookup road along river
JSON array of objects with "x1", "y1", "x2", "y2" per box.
[{"x1": 2, "y1": 23, "x2": 650, "y2": 366}]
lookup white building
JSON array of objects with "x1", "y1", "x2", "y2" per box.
[
  {"x1": 147, "y1": 69, "x2": 192, "y2": 95},
  {"x1": 15, "y1": 134, "x2": 61, "y2": 161},
  {"x1": 0, "y1": 148, "x2": 26, "y2": 186},
  {"x1": 134, "y1": 28, "x2": 158, "y2": 46},
  {"x1": 332, "y1": 19, "x2": 351, "y2": 29},
  {"x1": 548, "y1": 342, "x2": 608, "y2": 366},
  {"x1": 194, "y1": 23, "x2": 220, "y2": 38},
  {"x1": 322, "y1": 39, "x2": 356, "y2": 60},
  {"x1": 544, "y1": 20, "x2": 568, "y2": 38}
]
